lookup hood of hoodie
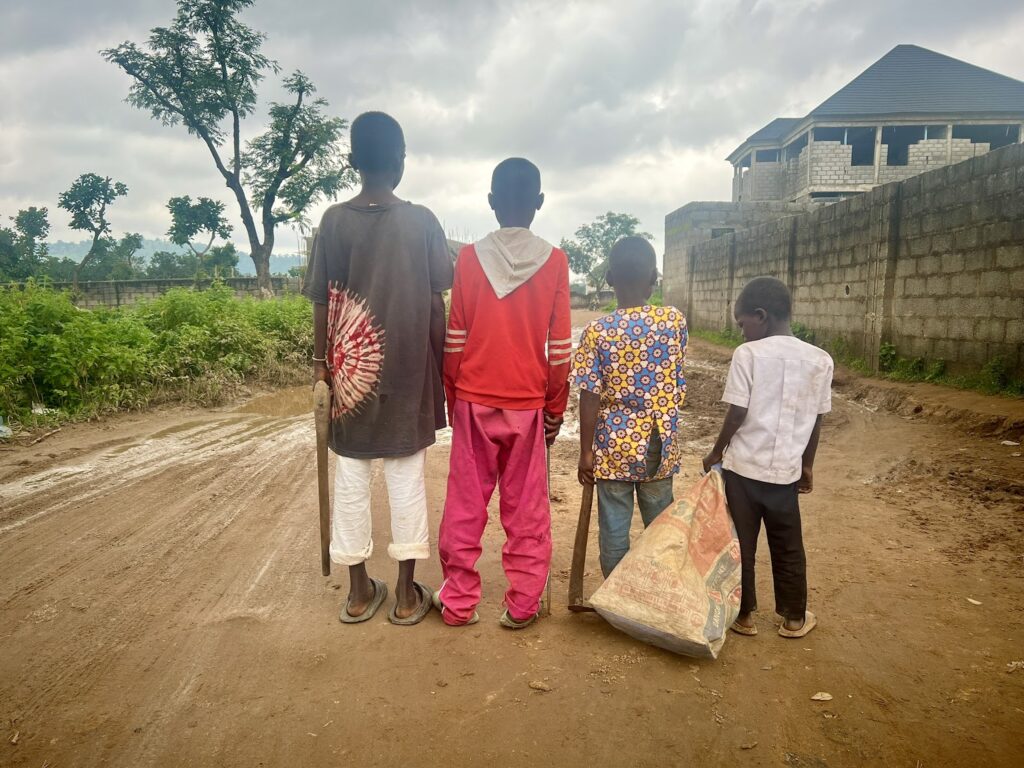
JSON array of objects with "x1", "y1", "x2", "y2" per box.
[{"x1": 474, "y1": 227, "x2": 554, "y2": 299}]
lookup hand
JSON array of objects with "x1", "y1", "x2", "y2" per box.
[
  {"x1": 312, "y1": 360, "x2": 331, "y2": 388},
  {"x1": 702, "y1": 450, "x2": 723, "y2": 475},
  {"x1": 798, "y1": 466, "x2": 813, "y2": 494},
  {"x1": 543, "y1": 411, "x2": 563, "y2": 446},
  {"x1": 578, "y1": 448, "x2": 595, "y2": 486}
]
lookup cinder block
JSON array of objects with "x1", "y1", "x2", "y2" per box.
[
  {"x1": 940, "y1": 253, "x2": 965, "y2": 273},
  {"x1": 999, "y1": 247, "x2": 1024, "y2": 272}
]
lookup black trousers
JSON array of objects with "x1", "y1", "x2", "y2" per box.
[{"x1": 723, "y1": 470, "x2": 807, "y2": 621}]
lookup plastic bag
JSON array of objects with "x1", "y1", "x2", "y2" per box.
[{"x1": 589, "y1": 470, "x2": 741, "y2": 658}]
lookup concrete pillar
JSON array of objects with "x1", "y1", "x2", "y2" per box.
[
  {"x1": 806, "y1": 130, "x2": 814, "y2": 191},
  {"x1": 873, "y1": 126, "x2": 882, "y2": 184},
  {"x1": 946, "y1": 124, "x2": 954, "y2": 164}
]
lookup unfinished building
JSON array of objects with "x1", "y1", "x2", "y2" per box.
[{"x1": 729, "y1": 45, "x2": 1024, "y2": 204}]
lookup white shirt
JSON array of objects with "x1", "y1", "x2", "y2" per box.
[{"x1": 721, "y1": 336, "x2": 834, "y2": 484}]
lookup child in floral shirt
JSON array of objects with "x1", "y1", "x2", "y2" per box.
[{"x1": 573, "y1": 236, "x2": 687, "y2": 576}]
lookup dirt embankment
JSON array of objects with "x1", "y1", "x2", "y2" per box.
[{"x1": 1, "y1": 330, "x2": 1022, "y2": 767}]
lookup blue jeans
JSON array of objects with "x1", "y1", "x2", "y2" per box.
[{"x1": 596, "y1": 435, "x2": 674, "y2": 577}]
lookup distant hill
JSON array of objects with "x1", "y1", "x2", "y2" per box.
[{"x1": 47, "y1": 238, "x2": 304, "y2": 276}]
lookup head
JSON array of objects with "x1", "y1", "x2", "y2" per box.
[
  {"x1": 488, "y1": 158, "x2": 544, "y2": 228},
  {"x1": 606, "y1": 236, "x2": 658, "y2": 304},
  {"x1": 734, "y1": 276, "x2": 792, "y2": 341},
  {"x1": 349, "y1": 111, "x2": 406, "y2": 189}
]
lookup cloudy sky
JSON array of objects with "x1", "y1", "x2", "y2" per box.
[{"x1": 2, "y1": 0, "x2": 1024, "y2": 261}]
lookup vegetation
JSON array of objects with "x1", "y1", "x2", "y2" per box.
[
  {"x1": 694, "y1": 325, "x2": 1022, "y2": 396},
  {"x1": 103, "y1": 0, "x2": 354, "y2": 293},
  {"x1": 0, "y1": 282, "x2": 311, "y2": 430},
  {"x1": 57, "y1": 173, "x2": 130, "y2": 287},
  {"x1": 559, "y1": 212, "x2": 653, "y2": 294}
]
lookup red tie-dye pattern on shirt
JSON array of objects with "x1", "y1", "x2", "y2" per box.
[{"x1": 326, "y1": 282, "x2": 385, "y2": 420}]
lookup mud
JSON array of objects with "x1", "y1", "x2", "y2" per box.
[{"x1": 1, "y1": 322, "x2": 1022, "y2": 767}]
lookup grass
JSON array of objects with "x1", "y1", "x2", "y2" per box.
[{"x1": 0, "y1": 281, "x2": 312, "y2": 433}]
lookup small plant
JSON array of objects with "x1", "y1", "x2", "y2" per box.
[
  {"x1": 925, "y1": 359, "x2": 946, "y2": 382},
  {"x1": 792, "y1": 322, "x2": 816, "y2": 344},
  {"x1": 878, "y1": 342, "x2": 898, "y2": 373},
  {"x1": 979, "y1": 357, "x2": 1010, "y2": 393}
]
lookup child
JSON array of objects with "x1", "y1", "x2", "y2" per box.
[
  {"x1": 702, "y1": 276, "x2": 833, "y2": 638},
  {"x1": 303, "y1": 111, "x2": 453, "y2": 626},
  {"x1": 436, "y1": 157, "x2": 571, "y2": 628},
  {"x1": 573, "y1": 237, "x2": 688, "y2": 577}
]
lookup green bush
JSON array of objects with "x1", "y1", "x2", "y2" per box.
[{"x1": 0, "y1": 282, "x2": 312, "y2": 427}]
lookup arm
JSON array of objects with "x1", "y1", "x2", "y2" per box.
[
  {"x1": 702, "y1": 404, "x2": 748, "y2": 473},
  {"x1": 578, "y1": 390, "x2": 600, "y2": 485},
  {"x1": 430, "y1": 292, "x2": 446, "y2": 374},
  {"x1": 544, "y1": 253, "x2": 573, "y2": 443},
  {"x1": 798, "y1": 414, "x2": 823, "y2": 493},
  {"x1": 312, "y1": 301, "x2": 330, "y2": 387},
  {"x1": 442, "y1": 259, "x2": 466, "y2": 425}
]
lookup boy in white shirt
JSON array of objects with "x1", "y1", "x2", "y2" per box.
[{"x1": 702, "y1": 277, "x2": 833, "y2": 638}]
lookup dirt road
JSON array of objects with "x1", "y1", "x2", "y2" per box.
[{"x1": 2, "y1": 325, "x2": 1023, "y2": 767}]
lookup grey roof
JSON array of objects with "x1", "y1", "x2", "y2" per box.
[
  {"x1": 746, "y1": 117, "x2": 803, "y2": 143},
  {"x1": 811, "y1": 44, "x2": 1024, "y2": 117},
  {"x1": 729, "y1": 44, "x2": 1024, "y2": 161}
]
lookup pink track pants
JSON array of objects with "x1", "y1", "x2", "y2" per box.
[{"x1": 437, "y1": 399, "x2": 552, "y2": 625}]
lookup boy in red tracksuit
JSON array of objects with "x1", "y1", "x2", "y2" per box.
[{"x1": 436, "y1": 157, "x2": 571, "y2": 628}]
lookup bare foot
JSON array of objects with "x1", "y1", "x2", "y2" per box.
[
  {"x1": 393, "y1": 583, "x2": 422, "y2": 620},
  {"x1": 734, "y1": 611, "x2": 756, "y2": 629},
  {"x1": 346, "y1": 564, "x2": 374, "y2": 617}
]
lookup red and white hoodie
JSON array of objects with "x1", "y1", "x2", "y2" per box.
[{"x1": 443, "y1": 227, "x2": 571, "y2": 419}]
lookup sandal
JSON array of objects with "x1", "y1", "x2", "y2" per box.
[
  {"x1": 778, "y1": 611, "x2": 817, "y2": 638},
  {"x1": 432, "y1": 589, "x2": 479, "y2": 626},
  {"x1": 339, "y1": 578, "x2": 388, "y2": 624},
  {"x1": 388, "y1": 581, "x2": 434, "y2": 626},
  {"x1": 730, "y1": 620, "x2": 758, "y2": 636},
  {"x1": 499, "y1": 608, "x2": 537, "y2": 630}
]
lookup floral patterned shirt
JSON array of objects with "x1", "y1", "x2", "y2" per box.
[{"x1": 572, "y1": 305, "x2": 687, "y2": 482}]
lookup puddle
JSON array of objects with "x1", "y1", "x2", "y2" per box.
[{"x1": 235, "y1": 386, "x2": 312, "y2": 419}]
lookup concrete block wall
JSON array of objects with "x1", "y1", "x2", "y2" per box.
[
  {"x1": 669, "y1": 142, "x2": 1024, "y2": 376},
  {"x1": 751, "y1": 162, "x2": 785, "y2": 200},
  {"x1": 892, "y1": 146, "x2": 1023, "y2": 371},
  {"x1": 663, "y1": 201, "x2": 811, "y2": 311},
  {"x1": 810, "y1": 141, "x2": 875, "y2": 186},
  {"x1": 45, "y1": 277, "x2": 302, "y2": 309}
]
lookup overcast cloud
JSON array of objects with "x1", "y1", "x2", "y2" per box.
[{"x1": 2, "y1": 0, "x2": 1024, "y2": 259}]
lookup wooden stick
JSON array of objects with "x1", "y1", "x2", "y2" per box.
[
  {"x1": 312, "y1": 381, "x2": 332, "y2": 577},
  {"x1": 567, "y1": 482, "x2": 596, "y2": 612}
]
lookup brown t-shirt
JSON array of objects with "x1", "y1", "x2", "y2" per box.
[{"x1": 303, "y1": 201, "x2": 454, "y2": 458}]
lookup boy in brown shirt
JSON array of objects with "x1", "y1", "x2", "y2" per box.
[{"x1": 304, "y1": 111, "x2": 453, "y2": 625}]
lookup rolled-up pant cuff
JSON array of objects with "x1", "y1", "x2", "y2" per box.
[
  {"x1": 330, "y1": 540, "x2": 373, "y2": 567},
  {"x1": 387, "y1": 542, "x2": 430, "y2": 561}
]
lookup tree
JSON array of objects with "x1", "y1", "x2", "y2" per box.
[
  {"x1": 203, "y1": 241, "x2": 238, "y2": 277},
  {"x1": 103, "y1": 0, "x2": 354, "y2": 294},
  {"x1": 57, "y1": 173, "x2": 129, "y2": 287},
  {"x1": 0, "y1": 207, "x2": 50, "y2": 281},
  {"x1": 78, "y1": 233, "x2": 145, "y2": 282},
  {"x1": 559, "y1": 212, "x2": 653, "y2": 294},
  {"x1": 147, "y1": 250, "x2": 200, "y2": 279},
  {"x1": 167, "y1": 195, "x2": 232, "y2": 258}
]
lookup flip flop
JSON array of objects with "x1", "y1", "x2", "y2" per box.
[
  {"x1": 778, "y1": 611, "x2": 817, "y2": 638},
  {"x1": 388, "y1": 581, "x2": 434, "y2": 626},
  {"x1": 730, "y1": 620, "x2": 758, "y2": 636},
  {"x1": 338, "y1": 577, "x2": 388, "y2": 624},
  {"x1": 499, "y1": 608, "x2": 537, "y2": 630},
  {"x1": 432, "y1": 589, "x2": 479, "y2": 626}
]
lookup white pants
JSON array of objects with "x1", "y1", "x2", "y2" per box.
[{"x1": 330, "y1": 450, "x2": 430, "y2": 566}]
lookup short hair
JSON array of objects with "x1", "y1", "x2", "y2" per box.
[
  {"x1": 609, "y1": 236, "x2": 657, "y2": 283},
  {"x1": 736, "y1": 276, "x2": 792, "y2": 320},
  {"x1": 490, "y1": 158, "x2": 541, "y2": 209},
  {"x1": 350, "y1": 111, "x2": 405, "y2": 173}
]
